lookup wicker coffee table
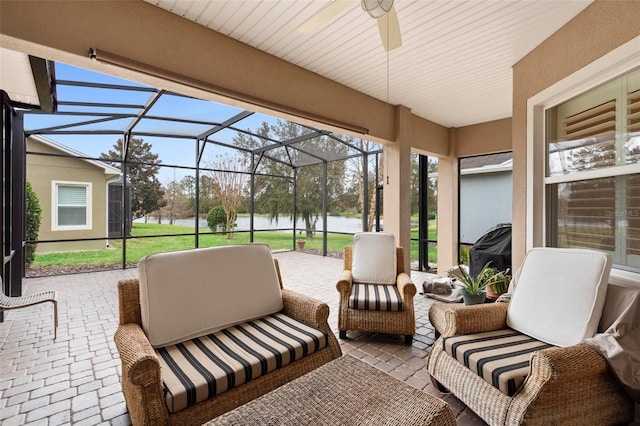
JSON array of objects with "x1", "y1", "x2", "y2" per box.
[{"x1": 205, "y1": 355, "x2": 456, "y2": 425}]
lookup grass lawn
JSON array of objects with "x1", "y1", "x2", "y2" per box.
[{"x1": 33, "y1": 221, "x2": 438, "y2": 268}]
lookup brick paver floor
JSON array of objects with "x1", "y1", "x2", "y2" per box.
[{"x1": 5, "y1": 251, "x2": 632, "y2": 425}]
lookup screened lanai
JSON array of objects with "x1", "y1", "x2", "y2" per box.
[{"x1": 17, "y1": 59, "x2": 431, "y2": 277}]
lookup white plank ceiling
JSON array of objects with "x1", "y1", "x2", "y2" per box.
[{"x1": 144, "y1": 0, "x2": 594, "y2": 128}]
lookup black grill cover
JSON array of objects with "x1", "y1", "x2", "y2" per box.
[{"x1": 469, "y1": 223, "x2": 512, "y2": 278}]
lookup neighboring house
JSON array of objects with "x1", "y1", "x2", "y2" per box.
[
  {"x1": 26, "y1": 135, "x2": 122, "y2": 253},
  {"x1": 459, "y1": 153, "x2": 513, "y2": 245}
]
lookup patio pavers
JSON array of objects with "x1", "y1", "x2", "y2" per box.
[{"x1": 0, "y1": 252, "x2": 485, "y2": 425}]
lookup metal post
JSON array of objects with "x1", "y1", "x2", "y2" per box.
[
  {"x1": 322, "y1": 161, "x2": 328, "y2": 256},
  {"x1": 375, "y1": 153, "x2": 381, "y2": 232},
  {"x1": 419, "y1": 155, "x2": 427, "y2": 271},
  {"x1": 250, "y1": 154, "x2": 255, "y2": 243},
  {"x1": 195, "y1": 139, "x2": 200, "y2": 248},
  {"x1": 362, "y1": 153, "x2": 368, "y2": 232},
  {"x1": 121, "y1": 132, "x2": 129, "y2": 269},
  {"x1": 293, "y1": 167, "x2": 298, "y2": 249}
]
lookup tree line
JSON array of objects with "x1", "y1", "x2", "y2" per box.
[{"x1": 100, "y1": 119, "x2": 438, "y2": 238}]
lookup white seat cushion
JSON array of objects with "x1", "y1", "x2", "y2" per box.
[
  {"x1": 351, "y1": 232, "x2": 397, "y2": 285},
  {"x1": 139, "y1": 244, "x2": 283, "y2": 347},
  {"x1": 506, "y1": 247, "x2": 612, "y2": 347}
]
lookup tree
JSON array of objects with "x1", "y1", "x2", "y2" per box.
[
  {"x1": 234, "y1": 119, "x2": 348, "y2": 238},
  {"x1": 25, "y1": 181, "x2": 41, "y2": 266},
  {"x1": 161, "y1": 171, "x2": 192, "y2": 225},
  {"x1": 206, "y1": 206, "x2": 227, "y2": 231},
  {"x1": 206, "y1": 153, "x2": 249, "y2": 239},
  {"x1": 101, "y1": 137, "x2": 166, "y2": 220}
]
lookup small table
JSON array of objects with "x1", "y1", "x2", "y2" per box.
[{"x1": 205, "y1": 355, "x2": 455, "y2": 426}]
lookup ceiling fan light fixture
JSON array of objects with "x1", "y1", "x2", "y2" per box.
[{"x1": 361, "y1": 0, "x2": 394, "y2": 19}]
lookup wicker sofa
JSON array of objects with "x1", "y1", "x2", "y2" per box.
[
  {"x1": 427, "y1": 248, "x2": 635, "y2": 425},
  {"x1": 114, "y1": 244, "x2": 342, "y2": 426},
  {"x1": 336, "y1": 232, "x2": 416, "y2": 343}
]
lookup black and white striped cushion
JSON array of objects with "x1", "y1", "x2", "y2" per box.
[
  {"x1": 443, "y1": 329, "x2": 554, "y2": 396},
  {"x1": 348, "y1": 283, "x2": 404, "y2": 311},
  {"x1": 155, "y1": 313, "x2": 328, "y2": 413}
]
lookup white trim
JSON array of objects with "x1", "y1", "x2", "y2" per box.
[
  {"x1": 526, "y1": 34, "x2": 640, "y2": 277},
  {"x1": 544, "y1": 163, "x2": 640, "y2": 185},
  {"x1": 51, "y1": 180, "x2": 93, "y2": 231}
]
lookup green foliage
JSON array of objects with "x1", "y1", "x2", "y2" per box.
[
  {"x1": 485, "y1": 266, "x2": 511, "y2": 294},
  {"x1": 449, "y1": 262, "x2": 508, "y2": 295},
  {"x1": 206, "y1": 206, "x2": 227, "y2": 231},
  {"x1": 101, "y1": 138, "x2": 166, "y2": 219},
  {"x1": 25, "y1": 181, "x2": 41, "y2": 266},
  {"x1": 459, "y1": 245, "x2": 470, "y2": 264}
]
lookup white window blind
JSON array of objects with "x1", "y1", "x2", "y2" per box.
[
  {"x1": 546, "y1": 67, "x2": 640, "y2": 271},
  {"x1": 52, "y1": 181, "x2": 92, "y2": 230}
]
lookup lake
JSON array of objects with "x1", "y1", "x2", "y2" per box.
[{"x1": 137, "y1": 215, "x2": 380, "y2": 234}]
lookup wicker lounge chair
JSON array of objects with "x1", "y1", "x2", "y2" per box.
[
  {"x1": 114, "y1": 244, "x2": 341, "y2": 426},
  {"x1": 427, "y1": 248, "x2": 635, "y2": 425},
  {"x1": 0, "y1": 277, "x2": 57, "y2": 339},
  {"x1": 336, "y1": 232, "x2": 416, "y2": 343}
]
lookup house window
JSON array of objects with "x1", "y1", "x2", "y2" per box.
[
  {"x1": 545, "y1": 67, "x2": 640, "y2": 272},
  {"x1": 52, "y1": 181, "x2": 92, "y2": 230}
]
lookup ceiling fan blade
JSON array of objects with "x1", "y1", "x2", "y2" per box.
[
  {"x1": 298, "y1": 0, "x2": 354, "y2": 34},
  {"x1": 377, "y1": 5, "x2": 402, "y2": 51}
]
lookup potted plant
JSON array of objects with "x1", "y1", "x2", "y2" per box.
[
  {"x1": 485, "y1": 267, "x2": 511, "y2": 299},
  {"x1": 448, "y1": 262, "x2": 496, "y2": 305},
  {"x1": 296, "y1": 239, "x2": 306, "y2": 250}
]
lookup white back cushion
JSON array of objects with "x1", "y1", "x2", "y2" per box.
[
  {"x1": 139, "y1": 244, "x2": 283, "y2": 347},
  {"x1": 507, "y1": 247, "x2": 612, "y2": 347},
  {"x1": 351, "y1": 232, "x2": 397, "y2": 285}
]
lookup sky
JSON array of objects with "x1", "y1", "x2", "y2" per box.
[{"x1": 23, "y1": 62, "x2": 362, "y2": 184}]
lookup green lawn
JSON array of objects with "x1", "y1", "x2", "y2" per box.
[{"x1": 33, "y1": 221, "x2": 438, "y2": 267}]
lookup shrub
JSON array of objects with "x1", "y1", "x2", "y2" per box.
[
  {"x1": 206, "y1": 206, "x2": 227, "y2": 231},
  {"x1": 25, "y1": 181, "x2": 42, "y2": 266}
]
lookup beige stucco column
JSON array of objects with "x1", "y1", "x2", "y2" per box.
[
  {"x1": 436, "y1": 131, "x2": 459, "y2": 276},
  {"x1": 383, "y1": 106, "x2": 413, "y2": 272}
]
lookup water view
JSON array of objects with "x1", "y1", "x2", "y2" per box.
[{"x1": 136, "y1": 215, "x2": 379, "y2": 234}]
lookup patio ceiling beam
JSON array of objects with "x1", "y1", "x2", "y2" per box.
[
  {"x1": 197, "y1": 110, "x2": 253, "y2": 140},
  {"x1": 124, "y1": 90, "x2": 165, "y2": 136}
]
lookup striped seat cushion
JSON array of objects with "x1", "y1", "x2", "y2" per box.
[
  {"x1": 348, "y1": 283, "x2": 403, "y2": 312},
  {"x1": 443, "y1": 329, "x2": 554, "y2": 396},
  {"x1": 155, "y1": 313, "x2": 328, "y2": 413}
]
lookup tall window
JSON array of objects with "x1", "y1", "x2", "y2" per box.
[
  {"x1": 52, "y1": 181, "x2": 92, "y2": 230},
  {"x1": 545, "y1": 67, "x2": 640, "y2": 272}
]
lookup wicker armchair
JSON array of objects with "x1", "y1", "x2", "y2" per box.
[
  {"x1": 114, "y1": 254, "x2": 341, "y2": 426},
  {"x1": 427, "y1": 248, "x2": 635, "y2": 425},
  {"x1": 336, "y1": 232, "x2": 416, "y2": 343}
]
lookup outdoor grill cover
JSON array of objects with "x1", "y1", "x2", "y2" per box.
[{"x1": 469, "y1": 223, "x2": 512, "y2": 278}]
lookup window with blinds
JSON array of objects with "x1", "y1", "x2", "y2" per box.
[
  {"x1": 52, "y1": 181, "x2": 92, "y2": 230},
  {"x1": 546, "y1": 66, "x2": 640, "y2": 272}
]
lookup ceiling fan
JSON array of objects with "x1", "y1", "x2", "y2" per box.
[{"x1": 299, "y1": 0, "x2": 402, "y2": 51}]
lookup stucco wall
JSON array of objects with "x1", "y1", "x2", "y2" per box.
[{"x1": 511, "y1": 0, "x2": 640, "y2": 267}]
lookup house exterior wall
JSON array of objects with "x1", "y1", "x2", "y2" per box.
[
  {"x1": 459, "y1": 171, "x2": 512, "y2": 245},
  {"x1": 27, "y1": 138, "x2": 111, "y2": 253},
  {"x1": 511, "y1": 0, "x2": 640, "y2": 268}
]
